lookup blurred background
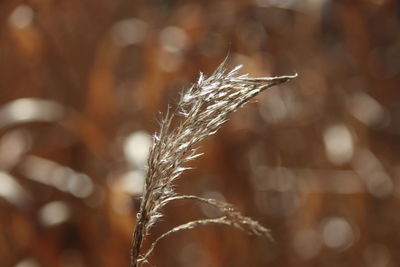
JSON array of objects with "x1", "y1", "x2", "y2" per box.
[{"x1": 1, "y1": 0, "x2": 400, "y2": 266}]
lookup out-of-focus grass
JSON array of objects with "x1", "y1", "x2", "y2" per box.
[{"x1": 0, "y1": 1, "x2": 399, "y2": 266}]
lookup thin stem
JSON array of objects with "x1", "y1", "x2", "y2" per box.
[{"x1": 131, "y1": 210, "x2": 147, "y2": 267}]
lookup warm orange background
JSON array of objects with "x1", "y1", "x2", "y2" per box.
[{"x1": 1, "y1": 0, "x2": 399, "y2": 266}]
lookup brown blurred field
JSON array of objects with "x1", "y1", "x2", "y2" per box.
[{"x1": 1, "y1": 0, "x2": 400, "y2": 266}]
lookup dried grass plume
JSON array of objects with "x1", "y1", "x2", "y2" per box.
[{"x1": 131, "y1": 60, "x2": 296, "y2": 267}]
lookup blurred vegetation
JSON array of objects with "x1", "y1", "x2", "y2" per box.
[{"x1": 0, "y1": 0, "x2": 399, "y2": 266}]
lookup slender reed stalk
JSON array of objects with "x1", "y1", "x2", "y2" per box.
[{"x1": 130, "y1": 60, "x2": 296, "y2": 267}]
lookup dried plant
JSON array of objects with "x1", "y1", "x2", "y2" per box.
[{"x1": 131, "y1": 60, "x2": 296, "y2": 267}]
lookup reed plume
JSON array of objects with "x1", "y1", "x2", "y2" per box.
[{"x1": 131, "y1": 60, "x2": 296, "y2": 267}]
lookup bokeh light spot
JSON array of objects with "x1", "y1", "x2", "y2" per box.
[
  {"x1": 119, "y1": 170, "x2": 145, "y2": 195},
  {"x1": 38, "y1": 201, "x2": 70, "y2": 227},
  {"x1": 123, "y1": 131, "x2": 152, "y2": 169},
  {"x1": 348, "y1": 92, "x2": 388, "y2": 127},
  {"x1": 14, "y1": 258, "x2": 40, "y2": 267},
  {"x1": 321, "y1": 217, "x2": 354, "y2": 249},
  {"x1": 9, "y1": 5, "x2": 34, "y2": 29},
  {"x1": 159, "y1": 26, "x2": 189, "y2": 53},
  {"x1": 323, "y1": 124, "x2": 354, "y2": 165},
  {"x1": 0, "y1": 171, "x2": 29, "y2": 207},
  {"x1": 111, "y1": 18, "x2": 148, "y2": 47}
]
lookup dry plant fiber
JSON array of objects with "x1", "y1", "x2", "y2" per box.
[{"x1": 130, "y1": 59, "x2": 296, "y2": 267}]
